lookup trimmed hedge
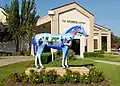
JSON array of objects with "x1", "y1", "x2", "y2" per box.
[
  {"x1": 41, "y1": 52, "x2": 52, "y2": 64},
  {"x1": 0, "y1": 52, "x2": 20, "y2": 56},
  {"x1": 84, "y1": 52, "x2": 104, "y2": 58},
  {"x1": 94, "y1": 50, "x2": 105, "y2": 54}
]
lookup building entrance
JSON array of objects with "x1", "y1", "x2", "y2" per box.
[{"x1": 70, "y1": 39, "x2": 80, "y2": 55}]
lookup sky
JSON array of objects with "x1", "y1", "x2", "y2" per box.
[{"x1": 0, "y1": 0, "x2": 120, "y2": 36}]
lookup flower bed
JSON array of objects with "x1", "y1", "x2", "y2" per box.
[{"x1": 4, "y1": 67, "x2": 106, "y2": 85}]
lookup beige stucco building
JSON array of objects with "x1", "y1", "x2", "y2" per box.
[
  {"x1": 36, "y1": 2, "x2": 111, "y2": 57},
  {"x1": 0, "y1": 8, "x2": 6, "y2": 23}
]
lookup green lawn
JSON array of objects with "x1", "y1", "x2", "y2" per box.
[
  {"x1": 0, "y1": 58, "x2": 120, "y2": 86},
  {"x1": 90, "y1": 54, "x2": 120, "y2": 62}
]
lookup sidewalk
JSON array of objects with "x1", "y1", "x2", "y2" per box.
[
  {"x1": 0, "y1": 56, "x2": 34, "y2": 67},
  {"x1": 94, "y1": 60, "x2": 120, "y2": 65}
]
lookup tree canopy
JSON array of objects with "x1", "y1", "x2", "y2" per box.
[
  {"x1": 2, "y1": 0, "x2": 39, "y2": 52},
  {"x1": 111, "y1": 33, "x2": 120, "y2": 49}
]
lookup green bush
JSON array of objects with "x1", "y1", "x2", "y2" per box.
[
  {"x1": 43, "y1": 69, "x2": 58, "y2": 83},
  {"x1": 0, "y1": 52, "x2": 13, "y2": 56},
  {"x1": 55, "y1": 75, "x2": 65, "y2": 84},
  {"x1": 84, "y1": 52, "x2": 104, "y2": 58},
  {"x1": 12, "y1": 52, "x2": 20, "y2": 56},
  {"x1": 55, "y1": 49, "x2": 75, "y2": 60},
  {"x1": 22, "y1": 48, "x2": 29, "y2": 56},
  {"x1": 54, "y1": 50, "x2": 62, "y2": 60},
  {"x1": 68, "y1": 49, "x2": 75, "y2": 59},
  {"x1": 63, "y1": 69, "x2": 81, "y2": 83},
  {"x1": 88, "y1": 67, "x2": 104, "y2": 83},
  {"x1": 7, "y1": 67, "x2": 105, "y2": 84},
  {"x1": 41, "y1": 52, "x2": 52, "y2": 64},
  {"x1": 95, "y1": 50, "x2": 105, "y2": 54}
]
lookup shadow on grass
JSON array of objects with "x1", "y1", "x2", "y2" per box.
[{"x1": 69, "y1": 64, "x2": 94, "y2": 67}]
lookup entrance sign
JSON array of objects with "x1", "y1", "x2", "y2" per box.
[{"x1": 62, "y1": 19, "x2": 85, "y2": 24}]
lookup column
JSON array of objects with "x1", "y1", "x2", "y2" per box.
[
  {"x1": 80, "y1": 36, "x2": 85, "y2": 58},
  {"x1": 98, "y1": 30, "x2": 102, "y2": 50},
  {"x1": 31, "y1": 44, "x2": 34, "y2": 56},
  {"x1": 107, "y1": 31, "x2": 111, "y2": 52}
]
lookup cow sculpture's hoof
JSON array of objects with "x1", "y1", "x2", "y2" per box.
[
  {"x1": 41, "y1": 66, "x2": 45, "y2": 69},
  {"x1": 41, "y1": 67, "x2": 45, "y2": 69},
  {"x1": 65, "y1": 65, "x2": 70, "y2": 68},
  {"x1": 63, "y1": 65, "x2": 69, "y2": 69},
  {"x1": 36, "y1": 67, "x2": 40, "y2": 69},
  {"x1": 62, "y1": 66, "x2": 66, "y2": 69}
]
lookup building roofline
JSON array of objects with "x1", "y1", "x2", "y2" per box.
[
  {"x1": 94, "y1": 23, "x2": 111, "y2": 31},
  {"x1": 51, "y1": 2, "x2": 94, "y2": 16},
  {"x1": 0, "y1": 7, "x2": 6, "y2": 12}
]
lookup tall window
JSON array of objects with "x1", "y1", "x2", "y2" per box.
[{"x1": 94, "y1": 39, "x2": 98, "y2": 49}]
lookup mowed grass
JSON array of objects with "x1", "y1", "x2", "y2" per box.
[
  {"x1": 90, "y1": 54, "x2": 120, "y2": 62},
  {"x1": 0, "y1": 58, "x2": 120, "y2": 86}
]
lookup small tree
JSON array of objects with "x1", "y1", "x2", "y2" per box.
[
  {"x1": 3, "y1": 0, "x2": 20, "y2": 52},
  {"x1": 111, "y1": 33, "x2": 120, "y2": 49},
  {"x1": 3, "y1": 0, "x2": 39, "y2": 54}
]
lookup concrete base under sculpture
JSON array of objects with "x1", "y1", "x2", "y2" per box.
[{"x1": 25, "y1": 67, "x2": 89, "y2": 76}]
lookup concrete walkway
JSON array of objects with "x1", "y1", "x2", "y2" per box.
[
  {"x1": 95, "y1": 60, "x2": 120, "y2": 65},
  {"x1": 0, "y1": 56, "x2": 34, "y2": 67},
  {"x1": 0, "y1": 56, "x2": 120, "y2": 67}
]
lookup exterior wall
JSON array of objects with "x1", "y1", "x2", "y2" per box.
[
  {"x1": 36, "y1": 22, "x2": 51, "y2": 34},
  {"x1": 94, "y1": 25, "x2": 111, "y2": 52},
  {"x1": 50, "y1": 3, "x2": 94, "y2": 57},
  {"x1": 59, "y1": 9, "x2": 90, "y2": 34},
  {"x1": 35, "y1": 2, "x2": 111, "y2": 57},
  {"x1": 58, "y1": 9, "x2": 90, "y2": 57},
  {"x1": 94, "y1": 27, "x2": 101, "y2": 51},
  {"x1": 93, "y1": 33, "x2": 99, "y2": 50},
  {"x1": 0, "y1": 8, "x2": 6, "y2": 23}
]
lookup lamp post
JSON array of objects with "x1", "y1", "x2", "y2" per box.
[
  {"x1": 48, "y1": 10, "x2": 55, "y2": 61},
  {"x1": 48, "y1": 10, "x2": 55, "y2": 18}
]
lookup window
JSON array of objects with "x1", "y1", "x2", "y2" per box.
[{"x1": 94, "y1": 39, "x2": 98, "y2": 49}]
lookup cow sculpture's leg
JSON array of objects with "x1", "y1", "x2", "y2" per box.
[
  {"x1": 51, "y1": 48, "x2": 54, "y2": 61},
  {"x1": 34, "y1": 40, "x2": 45, "y2": 69},
  {"x1": 35, "y1": 52, "x2": 39, "y2": 69},
  {"x1": 62, "y1": 46, "x2": 69, "y2": 69},
  {"x1": 65, "y1": 56, "x2": 69, "y2": 68},
  {"x1": 37, "y1": 43, "x2": 45, "y2": 69}
]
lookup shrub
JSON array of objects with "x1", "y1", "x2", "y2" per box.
[
  {"x1": 7, "y1": 67, "x2": 105, "y2": 84},
  {"x1": 95, "y1": 50, "x2": 105, "y2": 54},
  {"x1": 12, "y1": 52, "x2": 20, "y2": 56},
  {"x1": 22, "y1": 48, "x2": 29, "y2": 56},
  {"x1": 63, "y1": 69, "x2": 81, "y2": 83},
  {"x1": 54, "y1": 50, "x2": 62, "y2": 59},
  {"x1": 43, "y1": 69, "x2": 58, "y2": 84},
  {"x1": 88, "y1": 67, "x2": 104, "y2": 83},
  {"x1": 55, "y1": 49, "x2": 75, "y2": 60},
  {"x1": 84, "y1": 52, "x2": 104, "y2": 58},
  {"x1": 55, "y1": 75, "x2": 65, "y2": 84},
  {"x1": 41, "y1": 52, "x2": 52, "y2": 64},
  {"x1": 9, "y1": 72, "x2": 23, "y2": 82},
  {"x1": 68, "y1": 49, "x2": 75, "y2": 59},
  {"x1": 0, "y1": 52, "x2": 12, "y2": 56}
]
